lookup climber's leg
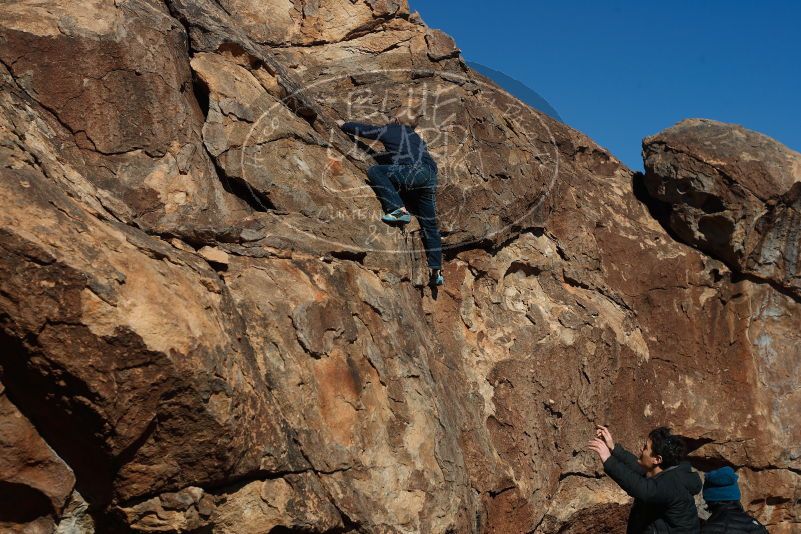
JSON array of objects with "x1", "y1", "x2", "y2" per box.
[
  {"x1": 367, "y1": 164, "x2": 406, "y2": 214},
  {"x1": 415, "y1": 186, "x2": 442, "y2": 271},
  {"x1": 406, "y1": 164, "x2": 442, "y2": 283}
]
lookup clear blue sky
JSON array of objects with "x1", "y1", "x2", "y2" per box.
[{"x1": 408, "y1": 1, "x2": 801, "y2": 171}]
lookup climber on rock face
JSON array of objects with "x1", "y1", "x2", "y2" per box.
[
  {"x1": 588, "y1": 425, "x2": 702, "y2": 533},
  {"x1": 336, "y1": 110, "x2": 443, "y2": 286}
]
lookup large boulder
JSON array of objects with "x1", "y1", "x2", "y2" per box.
[
  {"x1": 1, "y1": 1, "x2": 799, "y2": 532},
  {"x1": 643, "y1": 118, "x2": 801, "y2": 298}
]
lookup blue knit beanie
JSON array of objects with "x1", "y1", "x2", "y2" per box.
[{"x1": 703, "y1": 466, "x2": 741, "y2": 502}]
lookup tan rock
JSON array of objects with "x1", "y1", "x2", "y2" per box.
[
  {"x1": 213, "y1": 474, "x2": 343, "y2": 533},
  {"x1": 198, "y1": 245, "x2": 230, "y2": 266},
  {"x1": 425, "y1": 29, "x2": 460, "y2": 61},
  {"x1": 1, "y1": 1, "x2": 799, "y2": 532},
  {"x1": 118, "y1": 486, "x2": 213, "y2": 532}
]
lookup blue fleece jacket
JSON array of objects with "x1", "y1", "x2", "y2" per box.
[{"x1": 340, "y1": 122, "x2": 437, "y2": 172}]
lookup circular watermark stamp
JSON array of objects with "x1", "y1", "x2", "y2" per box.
[{"x1": 238, "y1": 68, "x2": 560, "y2": 258}]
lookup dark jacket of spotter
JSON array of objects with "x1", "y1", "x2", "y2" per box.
[
  {"x1": 604, "y1": 444, "x2": 703, "y2": 533},
  {"x1": 701, "y1": 502, "x2": 768, "y2": 533}
]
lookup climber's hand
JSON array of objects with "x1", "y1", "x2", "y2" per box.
[
  {"x1": 595, "y1": 425, "x2": 614, "y2": 450},
  {"x1": 587, "y1": 438, "x2": 611, "y2": 462},
  {"x1": 335, "y1": 119, "x2": 345, "y2": 128}
]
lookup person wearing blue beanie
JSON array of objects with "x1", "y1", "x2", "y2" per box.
[
  {"x1": 701, "y1": 467, "x2": 767, "y2": 533},
  {"x1": 703, "y1": 466, "x2": 741, "y2": 502}
]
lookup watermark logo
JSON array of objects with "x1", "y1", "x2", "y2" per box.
[{"x1": 238, "y1": 68, "x2": 560, "y2": 256}]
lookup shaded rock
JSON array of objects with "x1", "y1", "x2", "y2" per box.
[
  {"x1": 643, "y1": 118, "x2": 801, "y2": 298},
  {"x1": 0, "y1": 383, "x2": 74, "y2": 532}
]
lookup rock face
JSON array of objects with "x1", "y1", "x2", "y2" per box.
[
  {"x1": 0, "y1": 384, "x2": 75, "y2": 533},
  {"x1": 0, "y1": 2, "x2": 799, "y2": 533},
  {"x1": 643, "y1": 118, "x2": 801, "y2": 299}
]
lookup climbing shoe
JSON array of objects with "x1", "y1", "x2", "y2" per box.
[
  {"x1": 431, "y1": 269, "x2": 444, "y2": 286},
  {"x1": 381, "y1": 208, "x2": 411, "y2": 225}
]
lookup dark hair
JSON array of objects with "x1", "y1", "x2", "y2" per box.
[{"x1": 648, "y1": 427, "x2": 687, "y2": 468}]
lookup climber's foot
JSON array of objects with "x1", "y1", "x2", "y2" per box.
[
  {"x1": 430, "y1": 269, "x2": 444, "y2": 286},
  {"x1": 381, "y1": 207, "x2": 411, "y2": 225}
]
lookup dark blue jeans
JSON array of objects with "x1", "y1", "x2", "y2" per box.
[{"x1": 367, "y1": 163, "x2": 442, "y2": 269}]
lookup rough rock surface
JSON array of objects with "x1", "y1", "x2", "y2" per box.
[
  {"x1": 0, "y1": 383, "x2": 75, "y2": 533},
  {"x1": 643, "y1": 118, "x2": 801, "y2": 299},
  {"x1": 0, "y1": 1, "x2": 799, "y2": 533}
]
